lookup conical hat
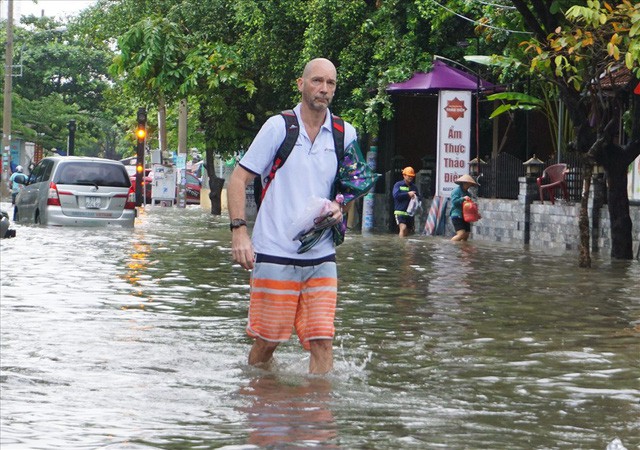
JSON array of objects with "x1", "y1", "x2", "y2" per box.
[{"x1": 454, "y1": 174, "x2": 479, "y2": 186}]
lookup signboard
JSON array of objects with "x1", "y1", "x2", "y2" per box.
[
  {"x1": 151, "y1": 164, "x2": 177, "y2": 202},
  {"x1": 435, "y1": 90, "x2": 472, "y2": 197},
  {"x1": 176, "y1": 154, "x2": 187, "y2": 170}
]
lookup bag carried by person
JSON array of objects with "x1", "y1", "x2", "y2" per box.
[
  {"x1": 462, "y1": 198, "x2": 481, "y2": 222},
  {"x1": 406, "y1": 196, "x2": 421, "y2": 217}
]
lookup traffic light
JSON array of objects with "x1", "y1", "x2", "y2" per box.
[{"x1": 135, "y1": 107, "x2": 147, "y2": 206}]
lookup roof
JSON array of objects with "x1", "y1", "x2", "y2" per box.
[{"x1": 386, "y1": 60, "x2": 497, "y2": 94}]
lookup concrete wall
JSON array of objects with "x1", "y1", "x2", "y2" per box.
[{"x1": 368, "y1": 179, "x2": 639, "y2": 257}]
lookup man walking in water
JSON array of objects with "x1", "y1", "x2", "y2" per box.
[{"x1": 227, "y1": 58, "x2": 358, "y2": 374}]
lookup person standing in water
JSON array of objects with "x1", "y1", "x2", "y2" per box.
[
  {"x1": 227, "y1": 58, "x2": 357, "y2": 374},
  {"x1": 392, "y1": 166, "x2": 419, "y2": 237},
  {"x1": 449, "y1": 174, "x2": 479, "y2": 242}
]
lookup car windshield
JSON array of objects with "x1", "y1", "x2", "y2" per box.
[{"x1": 55, "y1": 162, "x2": 130, "y2": 188}]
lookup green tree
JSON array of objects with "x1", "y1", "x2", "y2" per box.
[{"x1": 514, "y1": 0, "x2": 640, "y2": 265}]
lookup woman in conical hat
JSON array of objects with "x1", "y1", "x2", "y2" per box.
[{"x1": 450, "y1": 174, "x2": 479, "y2": 241}]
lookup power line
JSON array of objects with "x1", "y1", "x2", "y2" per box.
[
  {"x1": 472, "y1": 0, "x2": 517, "y2": 10},
  {"x1": 430, "y1": 0, "x2": 532, "y2": 35}
]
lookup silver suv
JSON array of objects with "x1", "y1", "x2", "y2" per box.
[{"x1": 14, "y1": 156, "x2": 136, "y2": 227}]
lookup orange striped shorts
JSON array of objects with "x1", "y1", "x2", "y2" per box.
[{"x1": 247, "y1": 254, "x2": 337, "y2": 351}]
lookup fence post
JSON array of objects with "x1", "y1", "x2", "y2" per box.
[
  {"x1": 518, "y1": 175, "x2": 538, "y2": 245},
  {"x1": 589, "y1": 170, "x2": 607, "y2": 252}
]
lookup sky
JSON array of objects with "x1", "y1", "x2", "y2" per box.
[{"x1": 1, "y1": 0, "x2": 97, "y2": 22}]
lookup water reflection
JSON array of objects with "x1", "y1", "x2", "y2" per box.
[{"x1": 239, "y1": 374, "x2": 338, "y2": 448}]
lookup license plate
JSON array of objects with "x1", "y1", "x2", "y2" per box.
[{"x1": 85, "y1": 196, "x2": 101, "y2": 209}]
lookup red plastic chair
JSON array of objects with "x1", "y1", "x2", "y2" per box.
[{"x1": 536, "y1": 163, "x2": 569, "y2": 204}]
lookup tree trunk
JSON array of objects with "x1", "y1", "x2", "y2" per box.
[
  {"x1": 578, "y1": 164, "x2": 592, "y2": 268},
  {"x1": 204, "y1": 142, "x2": 224, "y2": 216},
  {"x1": 606, "y1": 161, "x2": 633, "y2": 259},
  {"x1": 209, "y1": 175, "x2": 225, "y2": 215}
]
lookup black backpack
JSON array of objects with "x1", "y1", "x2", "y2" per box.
[{"x1": 254, "y1": 109, "x2": 345, "y2": 209}]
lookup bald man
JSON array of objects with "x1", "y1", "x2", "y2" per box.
[{"x1": 227, "y1": 58, "x2": 358, "y2": 374}]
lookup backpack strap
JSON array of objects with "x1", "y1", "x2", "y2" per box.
[
  {"x1": 331, "y1": 115, "x2": 345, "y2": 162},
  {"x1": 259, "y1": 110, "x2": 299, "y2": 204},
  {"x1": 330, "y1": 115, "x2": 345, "y2": 199}
]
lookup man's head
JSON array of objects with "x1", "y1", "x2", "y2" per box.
[
  {"x1": 297, "y1": 58, "x2": 337, "y2": 113},
  {"x1": 15, "y1": 165, "x2": 23, "y2": 173}
]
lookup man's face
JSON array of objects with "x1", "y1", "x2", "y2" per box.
[
  {"x1": 403, "y1": 174, "x2": 414, "y2": 184},
  {"x1": 297, "y1": 61, "x2": 337, "y2": 113}
]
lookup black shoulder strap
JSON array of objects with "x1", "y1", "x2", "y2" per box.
[
  {"x1": 259, "y1": 110, "x2": 299, "y2": 204},
  {"x1": 330, "y1": 115, "x2": 345, "y2": 199}
]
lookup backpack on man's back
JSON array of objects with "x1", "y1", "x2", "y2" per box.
[{"x1": 254, "y1": 110, "x2": 345, "y2": 210}]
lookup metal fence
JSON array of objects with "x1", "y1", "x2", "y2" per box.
[
  {"x1": 477, "y1": 152, "x2": 525, "y2": 199},
  {"x1": 477, "y1": 152, "x2": 585, "y2": 201}
]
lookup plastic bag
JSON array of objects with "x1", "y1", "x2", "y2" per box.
[
  {"x1": 287, "y1": 196, "x2": 332, "y2": 241},
  {"x1": 336, "y1": 140, "x2": 380, "y2": 205},
  {"x1": 406, "y1": 196, "x2": 421, "y2": 217},
  {"x1": 462, "y1": 198, "x2": 481, "y2": 223}
]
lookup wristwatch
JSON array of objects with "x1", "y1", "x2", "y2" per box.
[{"x1": 230, "y1": 218, "x2": 247, "y2": 231}]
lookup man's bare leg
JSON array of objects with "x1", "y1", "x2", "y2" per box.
[
  {"x1": 249, "y1": 337, "x2": 279, "y2": 369},
  {"x1": 309, "y1": 339, "x2": 333, "y2": 374}
]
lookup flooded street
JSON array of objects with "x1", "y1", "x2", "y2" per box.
[{"x1": 1, "y1": 202, "x2": 639, "y2": 449}]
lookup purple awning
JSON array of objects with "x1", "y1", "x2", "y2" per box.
[{"x1": 386, "y1": 60, "x2": 496, "y2": 93}]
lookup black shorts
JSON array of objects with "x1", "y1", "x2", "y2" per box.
[
  {"x1": 395, "y1": 214, "x2": 415, "y2": 229},
  {"x1": 452, "y1": 217, "x2": 470, "y2": 232}
]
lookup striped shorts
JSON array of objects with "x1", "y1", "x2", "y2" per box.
[{"x1": 247, "y1": 254, "x2": 337, "y2": 351}]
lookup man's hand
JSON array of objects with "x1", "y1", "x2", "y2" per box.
[
  {"x1": 231, "y1": 226, "x2": 255, "y2": 270},
  {"x1": 408, "y1": 191, "x2": 417, "y2": 198},
  {"x1": 329, "y1": 200, "x2": 344, "y2": 223}
]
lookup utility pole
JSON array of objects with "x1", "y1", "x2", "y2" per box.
[
  {"x1": 176, "y1": 98, "x2": 188, "y2": 208},
  {"x1": 2, "y1": 0, "x2": 14, "y2": 197}
]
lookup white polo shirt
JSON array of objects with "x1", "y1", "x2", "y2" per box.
[{"x1": 239, "y1": 103, "x2": 357, "y2": 259}]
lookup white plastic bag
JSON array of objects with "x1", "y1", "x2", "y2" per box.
[
  {"x1": 287, "y1": 196, "x2": 332, "y2": 241},
  {"x1": 406, "y1": 196, "x2": 421, "y2": 217}
]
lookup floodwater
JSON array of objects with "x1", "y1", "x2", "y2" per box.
[{"x1": 1, "y1": 202, "x2": 638, "y2": 450}]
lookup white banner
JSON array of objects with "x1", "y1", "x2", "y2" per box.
[
  {"x1": 436, "y1": 90, "x2": 472, "y2": 197},
  {"x1": 630, "y1": 155, "x2": 640, "y2": 201}
]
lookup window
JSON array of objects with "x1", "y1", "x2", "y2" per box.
[{"x1": 54, "y1": 162, "x2": 130, "y2": 187}]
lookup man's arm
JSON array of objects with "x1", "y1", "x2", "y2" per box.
[{"x1": 227, "y1": 165, "x2": 256, "y2": 270}]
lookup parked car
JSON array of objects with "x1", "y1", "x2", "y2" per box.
[
  {"x1": 129, "y1": 169, "x2": 153, "y2": 203},
  {"x1": 13, "y1": 156, "x2": 136, "y2": 227},
  {"x1": 184, "y1": 171, "x2": 201, "y2": 205}
]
